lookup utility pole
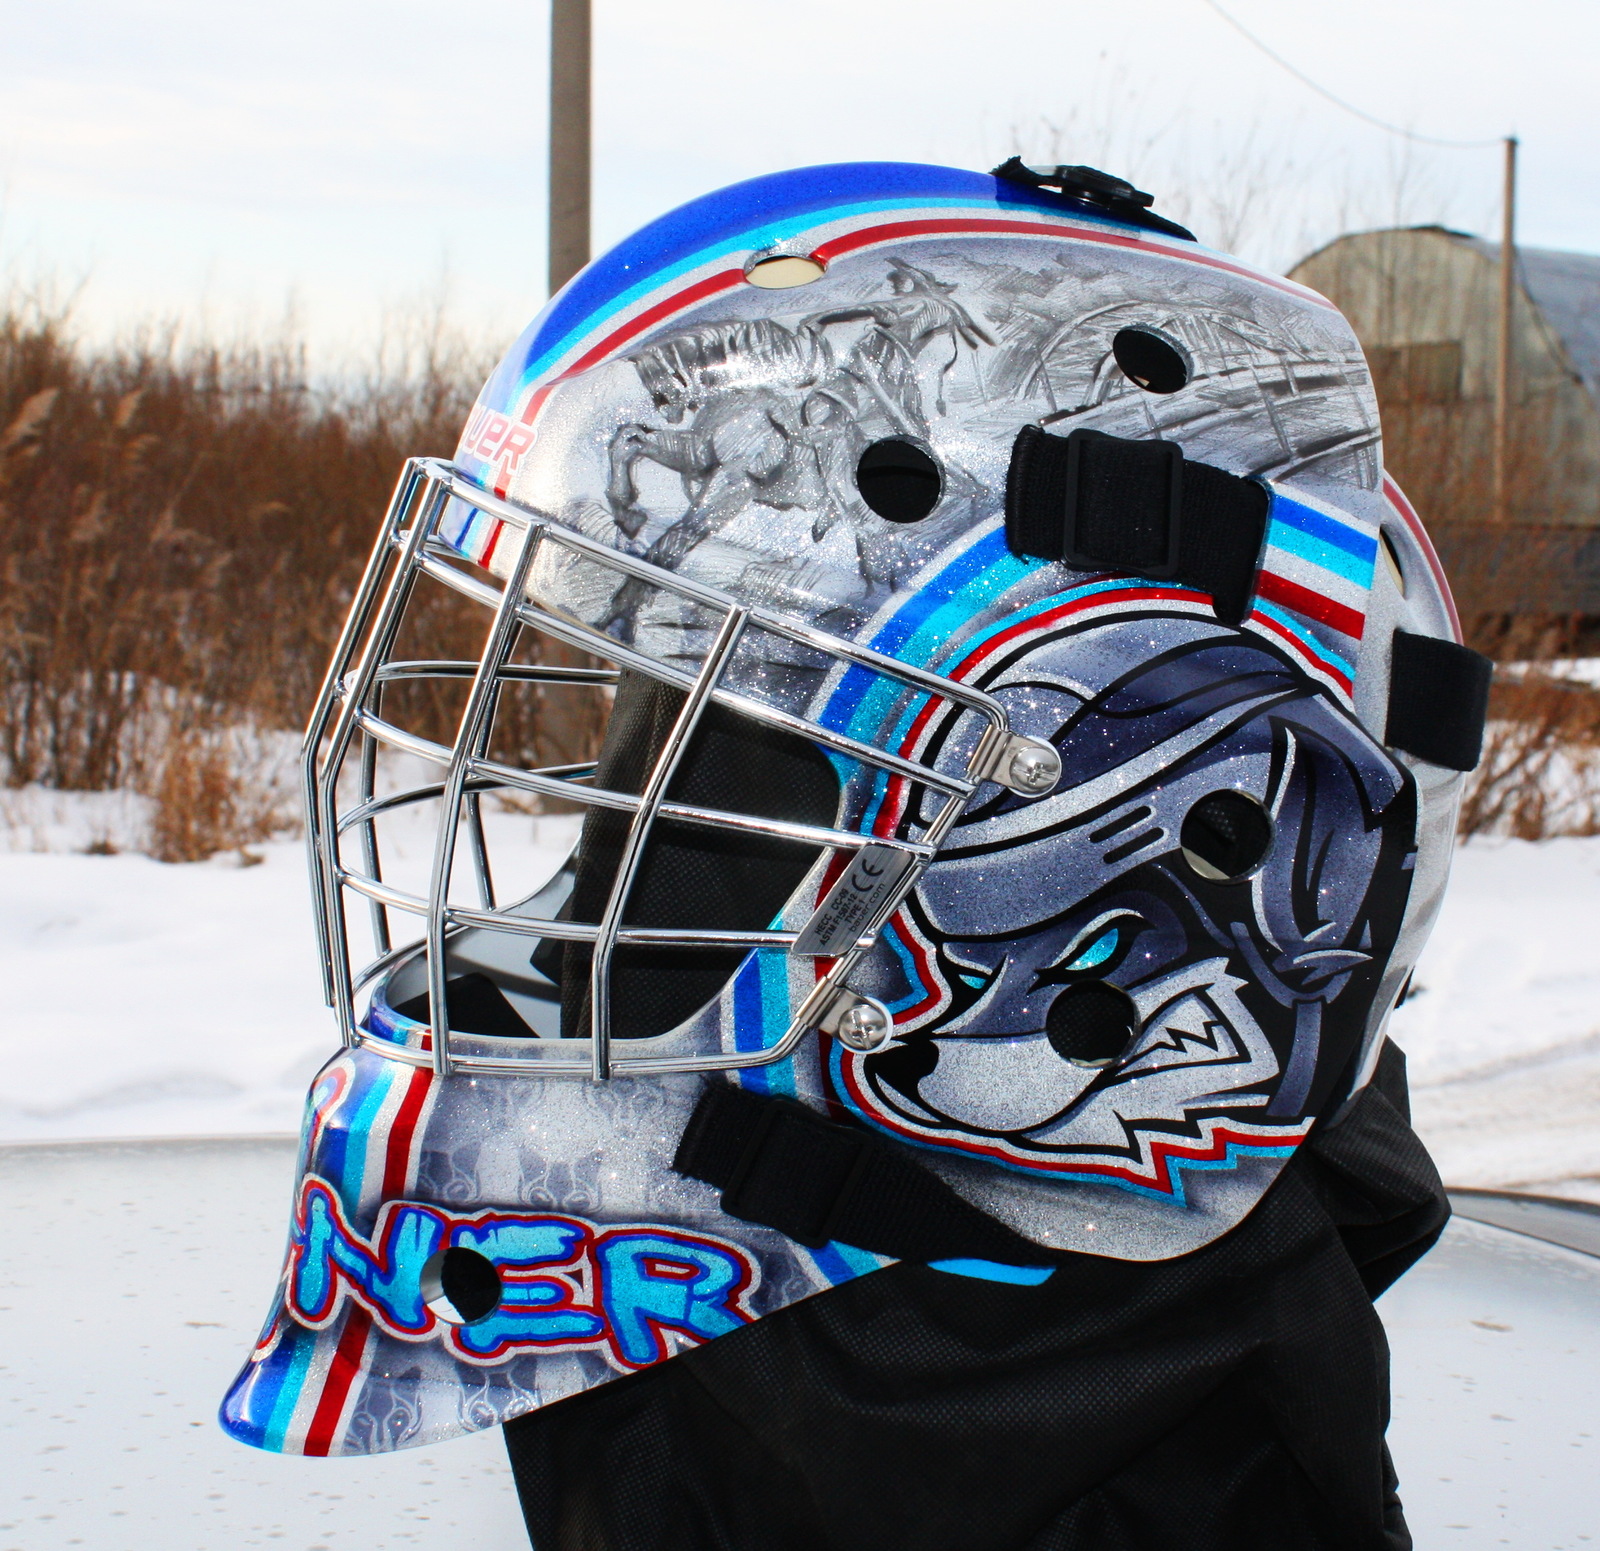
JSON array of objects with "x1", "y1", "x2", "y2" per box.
[
  {"x1": 1492, "y1": 135, "x2": 1518, "y2": 524},
  {"x1": 548, "y1": 0, "x2": 591, "y2": 297}
]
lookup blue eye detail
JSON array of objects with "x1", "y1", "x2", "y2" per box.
[
  {"x1": 958, "y1": 973, "x2": 988, "y2": 990},
  {"x1": 1061, "y1": 926, "x2": 1119, "y2": 974}
]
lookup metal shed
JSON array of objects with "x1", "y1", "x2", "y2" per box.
[{"x1": 1291, "y1": 228, "x2": 1600, "y2": 629}]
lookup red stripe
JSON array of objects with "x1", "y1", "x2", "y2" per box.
[
  {"x1": 302, "y1": 1308, "x2": 372, "y2": 1457},
  {"x1": 478, "y1": 516, "x2": 506, "y2": 571},
  {"x1": 301, "y1": 1067, "x2": 431, "y2": 1456},
  {"x1": 537, "y1": 266, "x2": 747, "y2": 402},
  {"x1": 811, "y1": 218, "x2": 1334, "y2": 308},
  {"x1": 1254, "y1": 570, "x2": 1365, "y2": 640},
  {"x1": 494, "y1": 209, "x2": 1334, "y2": 496},
  {"x1": 492, "y1": 267, "x2": 746, "y2": 495},
  {"x1": 1382, "y1": 474, "x2": 1461, "y2": 641},
  {"x1": 836, "y1": 1052, "x2": 1305, "y2": 1192},
  {"x1": 382, "y1": 1068, "x2": 432, "y2": 1201},
  {"x1": 1247, "y1": 607, "x2": 1353, "y2": 695}
]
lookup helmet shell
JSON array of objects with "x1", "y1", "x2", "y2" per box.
[{"x1": 223, "y1": 162, "x2": 1465, "y2": 1455}]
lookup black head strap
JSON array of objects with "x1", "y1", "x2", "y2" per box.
[
  {"x1": 674, "y1": 1084, "x2": 1055, "y2": 1266},
  {"x1": 1006, "y1": 425, "x2": 1270, "y2": 627},
  {"x1": 1385, "y1": 630, "x2": 1492, "y2": 771}
]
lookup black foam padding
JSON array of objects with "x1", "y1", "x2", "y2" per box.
[
  {"x1": 505, "y1": 1040, "x2": 1446, "y2": 1551},
  {"x1": 439, "y1": 1247, "x2": 502, "y2": 1323},
  {"x1": 1385, "y1": 630, "x2": 1493, "y2": 771},
  {"x1": 1043, "y1": 981, "x2": 1139, "y2": 1065},
  {"x1": 1181, "y1": 790, "x2": 1273, "y2": 880},
  {"x1": 1006, "y1": 426, "x2": 1269, "y2": 626},
  {"x1": 559, "y1": 673, "x2": 840, "y2": 1040},
  {"x1": 856, "y1": 439, "x2": 942, "y2": 523},
  {"x1": 393, "y1": 972, "x2": 534, "y2": 1039}
]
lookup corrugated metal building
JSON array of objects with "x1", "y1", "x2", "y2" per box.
[{"x1": 1291, "y1": 227, "x2": 1600, "y2": 630}]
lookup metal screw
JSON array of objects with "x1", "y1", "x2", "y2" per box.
[
  {"x1": 1007, "y1": 742, "x2": 1061, "y2": 796},
  {"x1": 835, "y1": 1000, "x2": 892, "y2": 1052}
]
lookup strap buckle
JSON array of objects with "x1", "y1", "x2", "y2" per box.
[{"x1": 1060, "y1": 428, "x2": 1185, "y2": 580}]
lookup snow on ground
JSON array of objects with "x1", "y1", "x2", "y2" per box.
[
  {"x1": 0, "y1": 784, "x2": 580, "y2": 1141},
  {"x1": 1392, "y1": 833, "x2": 1600, "y2": 1203},
  {"x1": 3, "y1": 788, "x2": 1599, "y2": 1200}
]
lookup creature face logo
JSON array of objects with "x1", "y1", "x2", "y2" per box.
[{"x1": 829, "y1": 611, "x2": 1416, "y2": 1200}]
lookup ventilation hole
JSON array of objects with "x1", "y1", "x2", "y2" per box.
[
  {"x1": 1380, "y1": 529, "x2": 1408, "y2": 596},
  {"x1": 1180, "y1": 791, "x2": 1273, "y2": 882},
  {"x1": 1112, "y1": 328, "x2": 1189, "y2": 394},
  {"x1": 1044, "y1": 981, "x2": 1139, "y2": 1068},
  {"x1": 420, "y1": 1247, "x2": 502, "y2": 1325},
  {"x1": 856, "y1": 439, "x2": 942, "y2": 523},
  {"x1": 745, "y1": 254, "x2": 826, "y2": 289}
]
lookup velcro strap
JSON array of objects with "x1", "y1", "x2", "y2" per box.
[
  {"x1": 1006, "y1": 425, "x2": 1270, "y2": 626},
  {"x1": 673, "y1": 1084, "x2": 1055, "y2": 1265},
  {"x1": 1385, "y1": 630, "x2": 1493, "y2": 771}
]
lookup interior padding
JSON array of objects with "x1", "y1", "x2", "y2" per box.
[{"x1": 555, "y1": 672, "x2": 841, "y2": 1040}]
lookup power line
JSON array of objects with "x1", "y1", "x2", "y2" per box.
[{"x1": 1199, "y1": 0, "x2": 1503, "y2": 149}]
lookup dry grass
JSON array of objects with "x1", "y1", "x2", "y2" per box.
[
  {"x1": 1457, "y1": 670, "x2": 1600, "y2": 839},
  {"x1": 0, "y1": 300, "x2": 617, "y2": 861},
  {"x1": 1, "y1": 293, "x2": 1590, "y2": 855},
  {"x1": 0, "y1": 301, "x2": 491, "y2": 857}
]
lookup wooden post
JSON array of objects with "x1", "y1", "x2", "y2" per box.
[
  {"x1": 1492, "y1": 135, "x2": 1518, "y2": 524},
  {"x1": 548, "y1": 0, "x2": 591, "y2": 297}
]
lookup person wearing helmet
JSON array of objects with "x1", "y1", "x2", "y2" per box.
[{"x1": 222, "y1": 160, "x2": 1488, "y2": 1550}]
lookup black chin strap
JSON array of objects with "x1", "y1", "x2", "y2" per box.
[
  {"x1": 1006, "y1": 425, "x2": 1270, "y2": 627},
  {"x1": 673, "y1": 1084, "x2": 1055, "y2": 1266}
]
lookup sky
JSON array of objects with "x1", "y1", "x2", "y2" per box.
[{"x1": 0, "y1": 0, "x2": 1595, "y2": 367}]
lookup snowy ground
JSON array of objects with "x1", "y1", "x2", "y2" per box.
[
  {"x1": 2, "y1": 787, "x2": 1599, "y2": 1201},
  {"x1": 0, "y1": 784, "x2": 580, "y2": 1142},
  {"x1": 1393, "y1": 834, "x2": 1600, "y2": 1203}
]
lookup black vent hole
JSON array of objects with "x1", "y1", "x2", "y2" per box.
[
  {"x1": 1045, "y1": 981, "x2": 1139, "y2": 1068},
  {"x1": 856, "y1": 439, "x2": 942, "y2": 523},
  {"x1": 1380, "y1": 528, "x2": 1408, "y2": 596},
  {"x1": 1180, "y1": 791, "x2": 1273, "y2": 882},
  {"x1": 421, "y1": 1246, "x2": 502, "y2": 1325},
  {"x1": 1112, "y1": 328, "x2": 1189, "y2": 394}
]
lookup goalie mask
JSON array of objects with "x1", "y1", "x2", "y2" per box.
[{"x1": 222, "y1": 160, "x2": 1486, "y2": 1456}]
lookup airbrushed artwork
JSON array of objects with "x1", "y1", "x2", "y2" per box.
[{"x1": 222, "y1": 162, "x2": 1470, "y2": 1459}]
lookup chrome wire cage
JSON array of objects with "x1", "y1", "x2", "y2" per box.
[{"x1": 302, "y1": 457, "x2": 1054, "y2": 1081}]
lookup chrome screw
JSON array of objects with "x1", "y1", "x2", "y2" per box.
[
  {"x1": 1007, "y1": 742, "x2": 1062, "y2": 796},
  {"x1": 835, "y1": 1000, "x2": 892, "y2": 1052}
]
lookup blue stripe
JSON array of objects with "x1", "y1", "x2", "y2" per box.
[
  {"x1": 819, "y1": 525, "x2": 1022, "y2": 738},
  {"x1": 336, "y1": 1064, "x2": 396, "y2": 1207},
  {"x1": 480, "y1": 162, "x2": 1173, "y2": 413},
  {"x1": 929, "y1": 1258, "x2": 1055, "y2": 1285},
  {"x1": 879, "y1": 919, "x2": 936, "y2": 1014},
  {"x1": 1253, "y1": 599, "x2": 1357, "y2": 677},
  {"x1": 1267, "y1": 521, "x2": 1375, "y2": 588},
  {"x1": 730, "y1": 952, "x2": 799, "y2": 1097},
  {"x1": 499, "y1": 162, "x2": 1152, "y2": 393},
  {"x1": 806, "y1": 1238, "x2": 888, "y2": 1285},
  {"x1": 1269, "y1": 496, "x2": 1377, "y2": 563},
  {"x1": 259, "y1": 1323, "x2": 318, "y2": 1451}
]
